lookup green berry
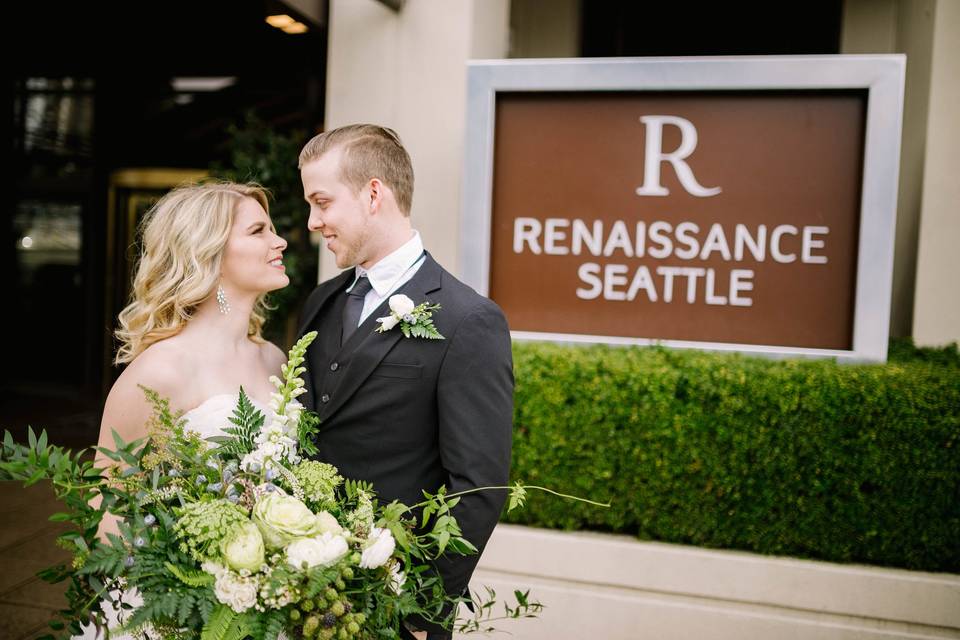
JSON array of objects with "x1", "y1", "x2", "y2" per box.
[
  {"x1": 340, "y1": 567, "x2": 354, "y2": 580},
  {"x1": 330, "y1": 600, "x2": 345, "y2": 617},
  {"x1": 337, "y1": 628, "x2": 349, "y2": 640},
  {"x1": 350, "y1": 552, "x2": 361, "y2": 564},
  {"x1": 302, "y1": 615, "x2": 320, "y2": 637},
  {"x1": 325, "y1": 588, "x2": 339, "y2": 602},
  {"x1": 347, "y1": 621, "x2": 360, "y2": 634},
  {"x1": 335, "y1": 578, "x2": 346, "y2": 591},
  {"x1": 353, "y1": 613, "x2": 365, "y2": 625},
  {"x1": 318, "y1": 630, "x2": 335, "y2": 640},
  {"x1": 302, "y1": 599, "x2": 315, "y2": 612},
  {"x1": 289, "y1": 609, "x2": 302, "y2": 621}
]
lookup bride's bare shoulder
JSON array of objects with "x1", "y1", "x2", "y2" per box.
[
  {"x1": 118, "y1": 338, "x2": 193, "y2": 393},
  {"x1": 99, "y1": 339, "x2": 193, "y2": 445}
]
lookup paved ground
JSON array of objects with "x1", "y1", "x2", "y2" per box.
[
  {"x1": 1, "y1": 393, "x2": 101, "y2": 640},
  {"x1": 0, "y1": 480, "x2": 75, "y2": 639}
]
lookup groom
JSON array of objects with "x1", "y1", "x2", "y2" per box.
[{"x1": 295, "y1": 124, "x2": 514, "y2": 639}]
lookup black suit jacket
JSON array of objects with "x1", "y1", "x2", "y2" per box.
[{"x1": 295, "y1": 251, "x2": 514, "y2": 632}]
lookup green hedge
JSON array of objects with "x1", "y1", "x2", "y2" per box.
[{"x1": 504, "y1": 338, "x2": 960, "y2": 574}]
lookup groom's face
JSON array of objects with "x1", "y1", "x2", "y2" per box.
[{"x1": 302, "y1": 147, "x2": 373, "y2": 269}]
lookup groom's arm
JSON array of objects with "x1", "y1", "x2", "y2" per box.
[{"x1": 431, "y1": 298, "x2": 514, "y2": 609}]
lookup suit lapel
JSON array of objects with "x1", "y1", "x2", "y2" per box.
[
  {"x1": 298, "y1": 270, "x2": 353, "y2": 408},
  {"x1": 319, "y1": 252, "x2": 443, "y2": 423},
  {"x1": 297, "y1": 270, "x2": 354, "y2": 338}
]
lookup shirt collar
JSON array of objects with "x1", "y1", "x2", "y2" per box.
[{"x1": 347, "y1": 230, "x2": 424, "y2": 296}]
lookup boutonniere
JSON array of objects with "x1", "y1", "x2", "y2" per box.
[{"x1": 375, "y1": 294, "x2": 445, "y2": 339}]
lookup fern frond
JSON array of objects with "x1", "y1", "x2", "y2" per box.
[
  {"x1": 200, "y1": 603, "x2": 237, "y2": 640},
  {"x1": 165, "y1": 561, "x2": 215, "y2": 587},
  {"x1": 207, "y1": 387, "x2": 265, "y2": 457}
]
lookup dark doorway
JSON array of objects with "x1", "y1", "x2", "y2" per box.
[
  {"x1": 6, "y1": 1, "x2": 328, "y2": 448},
  {"x1": 582, "y1": 1, "x2": 842, "y2": 57}
]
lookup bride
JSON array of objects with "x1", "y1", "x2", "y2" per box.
[{"x1": 76, "y1": 180, "x2": 291, "y2": 639}]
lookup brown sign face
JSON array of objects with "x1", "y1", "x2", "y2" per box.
[{"x1": 488, "y1": 91, "x2": 866, "y2": 350}]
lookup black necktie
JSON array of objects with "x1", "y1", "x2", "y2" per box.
[{"x1": 341, "y1": 275, "x2": 374, "y2": 345}]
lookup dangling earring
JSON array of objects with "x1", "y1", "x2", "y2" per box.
[{"x1": 216, "y1": 282, "x2": 231, "y2": 315}]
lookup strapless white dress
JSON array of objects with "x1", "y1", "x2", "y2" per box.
[{"x1": 73, "y1": 393, "x2": 271, "y2": 640}]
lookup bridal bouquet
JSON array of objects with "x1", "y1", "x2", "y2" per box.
[{"x1": 1, "y1": 332, "x2": 606, "y2": 640}]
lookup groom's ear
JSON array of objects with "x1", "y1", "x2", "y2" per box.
[{"x1": 367, "y1": 178, "x2": 385, "y2": 213}]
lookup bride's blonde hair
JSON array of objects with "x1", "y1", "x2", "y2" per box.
[{"x1": 114, "y1": 180, "x2": 274, "y2": 365}]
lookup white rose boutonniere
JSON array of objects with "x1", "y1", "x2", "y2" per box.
[
  {"x1": 389, "y1": 294, "x2": 415, "y2": 317},
  {"x1": 374, "y1": 294, "x2": 444, "y2": 339}
]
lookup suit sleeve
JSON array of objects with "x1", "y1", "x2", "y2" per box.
[{"x1": 432, "y1": 299, "x2": 514, "y2": 602}]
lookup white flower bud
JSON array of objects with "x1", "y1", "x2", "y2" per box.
[{"x1": 377, "y1": 315, "x2": 399, "y2": 331}]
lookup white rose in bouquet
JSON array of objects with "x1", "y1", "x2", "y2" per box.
[
  {"x1": 253, "y1": 492, "x2": 322, "y2": 549},
  {"x1": 315, "y1": 510, "x2": 344, "y2": 536},
  {"x1": 360, "y1": 526, "x2": 396, "y2": 569},
  {"x1": 220, "y1": 522, "x2": 265, "y2": 573},
  {"x1": 286, "y1": 532, "x2": 349, "y2": 570},
  {"x1": 213, "y1": 571, "x2": 259, "y2": 613},
  {"x1": 388, "y1": 294, "x2": 415, "y2": 317}
]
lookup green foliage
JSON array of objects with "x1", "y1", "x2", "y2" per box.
[
  {"x1": 173, "y1": 499, "x2": 248, "y2": 563},
  {"x1": 296, "y1": 410, "x2": 321, "y2": 459},
  {"x1": 416, "y1": 488, "x2": 473, "y2": 557},
  {"x1": 200, "y1": 604, "x2": 237, "y2": 640},
  {"x1": 206, "y1": 386, "x2": 265, "y2": 457},
  {"x1": 888, "y1": 336, "x2": 960, "y2": 368},
  {"x1": 504, "y1": 340, "x2": 960, "y2": 573},
  {"x1": 166, "y1": 561, "x2": 216, "y2": 587},
  {"x1": 1, "y1": 427, "x2": 119, "y2": 636},
  {"x1": 122, "y1": 587, "x2": 195, "y2": 634},
  {"x1": 290, "y1": 460, "x2": 343, "y2": 510},
  {"x1": 456, "y1": 587, "x2": 543, "y2": 634},
  {"x1": 343, "y1": 478, "x2": 375, "y2": 500}
]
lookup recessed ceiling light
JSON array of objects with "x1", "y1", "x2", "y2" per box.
[
  {"x1": 282, "y1": 21, "x2": 308, "y2": 34},
  {"x1": 266, "y1": 14, "x2": 295, "y2": 28},
  {"x1": 171, "y1": 77, "x2": 237, "y2": 92}
]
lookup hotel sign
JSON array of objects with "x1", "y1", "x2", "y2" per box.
[{"x1": 462, "y1": 57, "x2": 905, "y2": 362}]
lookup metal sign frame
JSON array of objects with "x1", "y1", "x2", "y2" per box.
[{"x1": 460, "y1": 55, "x2": 905, "y2": 362}]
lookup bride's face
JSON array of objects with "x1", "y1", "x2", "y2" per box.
[{"x1": 220, "y1": 196, "x2": 289, "y2": 294}]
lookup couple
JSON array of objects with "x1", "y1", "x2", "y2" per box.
[{"x1": 87, "y1": 124, "x2": 514, "y2": 640}]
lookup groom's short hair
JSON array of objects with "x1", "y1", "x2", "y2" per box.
[{"x1": 298, "y1": 124, "x2": 414, "y2": 216}]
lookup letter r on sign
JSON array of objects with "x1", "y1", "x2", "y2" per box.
[{"x1": 635, "y1": 115, "x2": 721, "y2": 198}]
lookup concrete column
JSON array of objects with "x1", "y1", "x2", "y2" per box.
[
  {"x1": 841, "y1": 0, "x2": 937, "y2": 339},
  {"x1": 912, "y1": 0, "x2": 960, "y2": 346},
  {"x1": 508, "y1": 0, "x2": 580, "y2": 58},
  {"x1": 320, "y1": 0, "x2": 510, "y2": 282}
]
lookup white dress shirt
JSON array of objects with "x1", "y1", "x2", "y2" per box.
[{"x1": 345, "y1": 230, "x2": 426, "y2": 326}]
